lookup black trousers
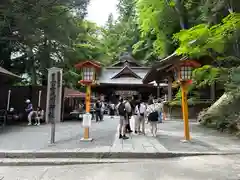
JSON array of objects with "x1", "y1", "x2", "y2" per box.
[
  {"x1": 126, "y1": 124, "x2": 131, "y2": 131},
  {"x1": 96, "y1": 111, "x2": 102, "y2": 122},
  {"x1": 125, "y1": 115, "x2": 132, "y2": 132}
]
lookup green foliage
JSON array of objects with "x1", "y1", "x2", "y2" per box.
[
  {"x1": 135, "y1": 0, "x2": 179, "y2": 57},
  {"x1": 192, "y1": 65, "x2": 221, "y2": 87},
  {"x1": 174, "y1": 13, "x2": 240, "y2": 57},
  {"x1": 0, "y1": 0, "x2": 90, "y2": 86},
  {"x1": 171, "y1": 83, "x2": 201, "y2": 106}
]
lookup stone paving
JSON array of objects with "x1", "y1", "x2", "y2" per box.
[
  {"x1": 0, "y1": 116, "x2": 118, "y2": 151},
  {"x1": 156, "y1": 120, "x2": 240, "y2": 152},
  {"x1": 0, "y1": 116, "x2": 239, "y2": 154},
  {"x1": 0, "y1": 155, "x2": 240, "y2": 180}
]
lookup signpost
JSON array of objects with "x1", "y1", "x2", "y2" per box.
[{"x1": 46, "y1": 67, "x2": 63, "y2": 144}]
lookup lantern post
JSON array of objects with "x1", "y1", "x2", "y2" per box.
[
  {"x1": 75, "y1": 61, "x2": 101, "y2": 141},
  {"x1": 171, "y1": 60, "x2": 200, "y2": 141}
]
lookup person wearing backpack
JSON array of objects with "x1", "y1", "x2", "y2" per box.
[
  {"x1": 135, "y1": 100, "x2": 147, "y2": 134},
  {"x1": 117, "y1": 97, "x2": 129, "y2": 139}
]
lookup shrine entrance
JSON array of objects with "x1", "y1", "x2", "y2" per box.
[{"x1": 91, "y1": 53, "x2": 168, "y2": 102}]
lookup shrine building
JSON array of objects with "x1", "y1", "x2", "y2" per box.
[{"x1": 92, "y1": 53, "x2": 168, "y2": 102}]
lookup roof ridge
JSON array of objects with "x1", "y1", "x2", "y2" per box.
[{"x1": 110, "y1": 65, "x2": 142, "y2": 79}]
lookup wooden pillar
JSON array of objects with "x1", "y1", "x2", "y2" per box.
[
  {"x1": 157, "y1": 83, "x2": 160, "y2": 98},
  {"x1": 167, "y1": 77, "x2": 172, "y2": 101},
  {"x1": 167, "y1": 77, "x2": 172, "y2": 120},
  {"x1": 181, "y1": 82, "x2": 190, "y2": 141}
]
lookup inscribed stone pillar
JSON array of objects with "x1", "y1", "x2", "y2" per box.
[{"x1": 45, "y1": 67, "x2": 63, "y2": 124}]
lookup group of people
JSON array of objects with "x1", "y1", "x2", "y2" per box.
[
  {"x1": 25, "y1": 99, "x2": 44, "y2": 125},
  {"x1": 116, "y1": 97, "x2": 163, "y2": 139}
]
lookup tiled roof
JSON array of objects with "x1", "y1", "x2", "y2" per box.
[
  {"x1": 98, "y1": 67, "x2": 151, "y2": 85},
  {"x1": 64, "y1": 88, "x2": 96, "y2": 99},
  {"x1": 111, "y1": 65, "x2": 142, "y2": 79}
]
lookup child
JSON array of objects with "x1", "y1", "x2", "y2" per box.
[{"x1": 35, "y1": 107, "x2": 44, "y2": 125}]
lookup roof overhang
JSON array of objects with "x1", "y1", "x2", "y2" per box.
[
  {"x1": 143, "y1": 53, "x2": 214, "y2": 84},
  {"x1": 0, "y1": 67, "x2": 21, "y2": 84},
  {"x1": 143, "y1": 53, "x2": 180, "y2": 84},
  {"x1": 0, "y1": 67, "x2": 21, "y2": 79}
]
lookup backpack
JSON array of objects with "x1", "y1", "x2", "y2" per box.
[
  {"x1": 118, "y1": 102, "x2": 126, "y2": 116},
  {"x1": 95, "y1": 101, "x2": 102, "y2": 110}
]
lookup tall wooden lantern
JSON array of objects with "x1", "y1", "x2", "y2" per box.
[
  {"x1": 75, "y1": 61, "x2": 101, "y2": 141},
  {"x1": 170, "y1": 60, "x2": 201, "y2": 141}
]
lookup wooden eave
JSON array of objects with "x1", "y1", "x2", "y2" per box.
[
  {"x1": 143, "y1": 53, "x2": 180, "y2": 84},
  {"x1": 143, "y1": 53, "x2": 214, "y2": 84}
]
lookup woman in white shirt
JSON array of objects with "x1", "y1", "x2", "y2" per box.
[
  {"x1": 146, "y1": 99, "x2": 162, "y2": 137},
  {"x1": 134, "y1": 100, "x2": 147, "y2": 134}
]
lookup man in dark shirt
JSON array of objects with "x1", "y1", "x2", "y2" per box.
[{"x1": 95, "y1": 98, "x2": 102, "y2": 122}]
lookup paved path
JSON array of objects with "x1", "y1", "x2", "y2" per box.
[
  {"x1": 156, "y1": 120, "x2": 240, "y2": 152},
  {"x1": 0, "y1": 116, "x2": 118, "y2": 151},
  {"x1": 0, "y1": 155, "x2": 240, "y2": 180},
  {"x1": 0, "y1": 116, "x2": 239, "y2": 154},
  {"x1": 110, "y1": 118, "x2": 240, "y2": 153}
]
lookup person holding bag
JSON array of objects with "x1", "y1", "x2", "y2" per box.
[{"x1": 146, "y1": 99, "x2": 162, "y2": 137}]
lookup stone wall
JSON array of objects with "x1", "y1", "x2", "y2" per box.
[{"x1": 165, "y1": 103, "x2": 211, "y2": 120}]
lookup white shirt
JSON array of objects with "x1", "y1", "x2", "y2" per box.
[
  {"x1": 123, "y1": 100, "x2": 132, "y2": 113},
  {"x1": 135, "y1": 103, "x2": 147, "y2": 115},
  {"x1": 146, "y1": 103, "x2": 163, "y2": 116}
]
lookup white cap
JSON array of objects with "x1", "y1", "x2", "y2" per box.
[{"x1": 25, "y1": 99, "x2": 30, "y2": 103}]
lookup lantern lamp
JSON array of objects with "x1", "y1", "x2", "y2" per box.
[
  {"x1": 172, "y1": 60, "x2": 201, "y2": 82},
  {"x1": 82, "y1": 66, "x2": 95, "y2": 82},
  {"x1": 75, "y1": 61, "x2": 101, "y2": 85},
  {"x1": 180, "y1": 65, "x2": 193, "y2": 80}
]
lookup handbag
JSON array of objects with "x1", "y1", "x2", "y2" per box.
[{"x1": 148, "y1": 111, "x2": 159, "y2": 122}]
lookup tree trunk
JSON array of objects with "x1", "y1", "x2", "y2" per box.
[
  {"x1": 28, "y1": 49, "x2": 37, "y2": 85},
  {"x1": 174, "y1": 0, "x2": 188, "y2": 29},
  {"x1": 0, "y1": 43, "x2": 12, "y2": 70}
]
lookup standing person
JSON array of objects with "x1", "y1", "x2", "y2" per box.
[
  {"x1": 117, "y1": 98, "x2": 129, "y2": 139},
  {"x1": 109, "y1": 102, "x2": 115, "y2": 118},
  {"x1": 135, "y1": 100, "x2": 147, "y2": 135},
  {"x1": 25, "y1": 99, "x2": 34, "y2": 125},
  {"x1": 157, "y1": 99, "x2": 164, "y2": 123},
  {"x1": 100, "y1": 100, "x2": 105, "y2": 121},
  {"x1": 146, "y1": 99, "x2": 162, "y2": 137},
  {"x1": 124, "y1": 97, "x2": 132, "y2": 133},
  {"x1": 95, "y1": 99, "x2": 102, "y2": 122},
  {"x1": 134, "y1": 100, "x2": 140, "y2": 134}
]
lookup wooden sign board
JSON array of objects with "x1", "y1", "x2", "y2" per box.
[{"x1": 115, "y1": 90, "x2": 138, "y2": 96}]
